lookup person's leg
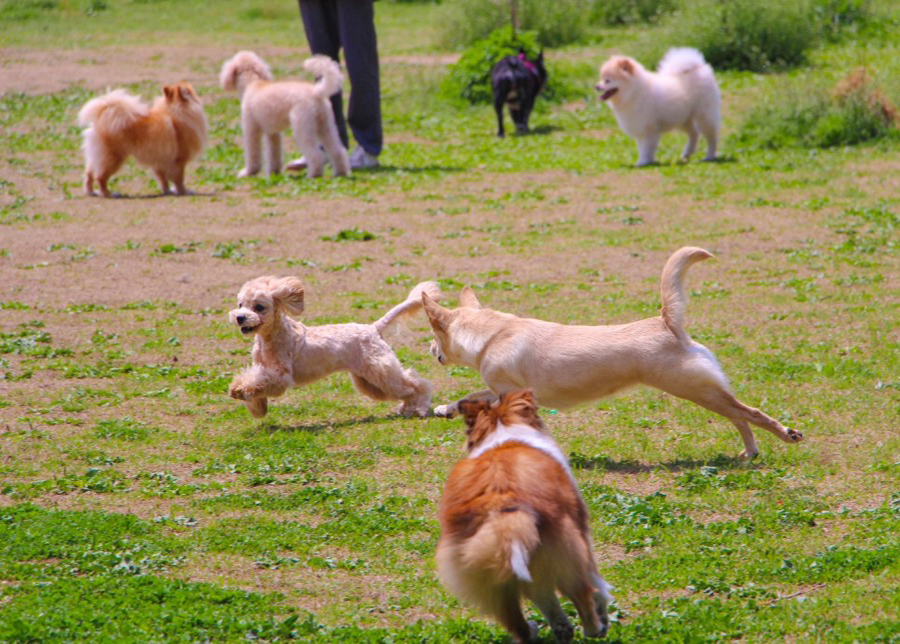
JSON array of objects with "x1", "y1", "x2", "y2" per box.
[
  {"x1": 334, "y1": 0, "x2": 382, "y2": 157},
  {"x1": 297, "y1": 0, "x2": 349, "y2": 148}
]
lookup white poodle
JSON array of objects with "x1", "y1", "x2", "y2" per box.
[
  {"x1": 228, "y1": 277, "x2": 440, "y2": 418},
  {"x1": 220, "y1": 51, "x2": 350, "y2": 178}
]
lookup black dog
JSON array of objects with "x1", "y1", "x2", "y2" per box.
[{"x1": 491, "y1": 49, "x2": 547, "y2": 137}]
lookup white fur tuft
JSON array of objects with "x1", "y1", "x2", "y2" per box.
[
  {"x1": 657, "y1": 47, "x2": 708, "y2": 76},
  {"x1": 510, "y1": 540, "x2": 533, "y2": 582},
  {"x1": 595, "y1": 575, "x2": 614, "y2": 604}
]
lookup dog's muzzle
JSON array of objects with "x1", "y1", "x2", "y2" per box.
[
  {"x1": 599, "y1": 87, "x2": 618, "y2": 101},
  {"x1": 240, "y1": 324, "x2": 259, "y2": 335}
]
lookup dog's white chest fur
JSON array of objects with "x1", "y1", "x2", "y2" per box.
[{"x1": 468, "y1": 422, "x2": 573, "y2": 478}]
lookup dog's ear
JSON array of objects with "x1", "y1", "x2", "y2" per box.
[
  {"x1": 459, "y1": 286, "x2": 481, "y2": 310},
  {"x1": 618, "y1": 58, "x2": 634, "y2": 75},
  {"x1": 458, "y1": 399, "x2": 489, "y2": 429},
  {"x1": 537, "y1": 50, "x2": 544, "y2": 63},
  {"x1": 422, "y1": 292, "x2": 452, "y2": 332},
  {"x1": 163, "y1": 85, "x2": 176, "y2": 102},
  {"x1": 272, "y1": 277, "x2": 304, "y2": 316},
  {"x1": 498, "y1": 389, "x2": 541, "y2": 428},
  {"x1": 177, "y1": 83, "x2": 196, "y2": 103}
]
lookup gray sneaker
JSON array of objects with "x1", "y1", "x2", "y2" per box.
[{"x1": 349, "y1": 146, "x2": 379, "y2": 169}]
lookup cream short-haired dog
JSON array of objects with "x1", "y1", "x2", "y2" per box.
[
  {"x1": 423, "y1": 247, "x2": 803, "y2": 459},
  {"x1": 228, "y1": 277, "x2": 439, "y2": 418},
  {"x1": 596, "y1": 47, "x2": 720, "y2": 166},
  {"x1": 220, "y1": 51, "x2": 350, "y2": 178}
]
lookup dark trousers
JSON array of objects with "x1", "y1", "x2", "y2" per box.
[{"x1": 298, "y1": 0, "x2": 383, "y2": 156}]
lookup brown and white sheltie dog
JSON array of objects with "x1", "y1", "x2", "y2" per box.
[{"x1": 436, "y1": 390, "x2": 611, "y2": 643}]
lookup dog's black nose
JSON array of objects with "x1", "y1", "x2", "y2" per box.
[{"x1": 236, "y1": 315, "x2": 246, "y2": 324}]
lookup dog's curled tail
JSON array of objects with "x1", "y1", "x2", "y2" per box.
[
  {"x1": 305, "y1": 55, "x2": 344, "y2": 99},
  {"x1": 375, "y1": 281, "x2": 442, "y2": 338},
  {"x1": 660, "y1": 247, "x2": 713, "y2": 345},
  {"x1": 658, "y1": 47, "x2": 710, "y2": 76},
  {"x1": 461, "y1": 507, "x2": 540, "y2": 584},
  {"x1": 78, "y1": 89, "x2": 149, "y2": 131}
]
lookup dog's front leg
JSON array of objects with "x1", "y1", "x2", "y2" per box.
[
  {"x1": 433, "y1": 389, "x2": 497, "y2": 418},
  {"x1": 238, "y1": 116, "x2": 263, "y2": 178},
  {"x1": 228, "y1": 366, "x2": 290, "y2": 418}
]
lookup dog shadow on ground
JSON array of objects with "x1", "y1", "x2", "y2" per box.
[
  {"x1": 570, "y1": 452, "x2": 751, "y2": 474},
  {"x1": 97, "y1": 190, "x2": 219, "y2": 199},
  {"x1": 522, "y1": 124, "x2": 563, "y2": 136},
  {"x1": 258, "y1": 414, "x2": 395, "y2": 434},
  {"x1": 345, "y1": 163, "x2": 466, "y2": 175},
  {"x1": 621, "y1": 154, "x2": 739, "y2": 170}
]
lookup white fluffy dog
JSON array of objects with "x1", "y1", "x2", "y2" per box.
[
  {"x1": 228, "y1": 277, "x2": 439, "y2": 418},
  {"x1": 596, "y1": 47, "x2": 720, "y2": 166},
  {"x1": 220, "y1": 51, "x2": 350, "y2": 178}
]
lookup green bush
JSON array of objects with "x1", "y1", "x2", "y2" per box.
[
  {"x1": 440, "y1": 26, "x2": 541, "y2": 104},
  {"x1": 646, "y1": 0, "x2": 818, "y2": 72},
  {"x1": 440, "y1": 26, "x2": 591, "y2": 106},
  {"x1": 438, "y1": 0, "x2": 591, "y2": 48},
  {"x1": 813, "y1": 0, "x2": 872, "y2": 41},
  {"x1": 734, "y1": 71, "x2": 899, "y2": 149},
  {"x1": 590, "y1": 0, "x2": 677, "y2": 25}
]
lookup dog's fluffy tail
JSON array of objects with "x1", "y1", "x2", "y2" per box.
[
  {"x1": 658, "y1": 47, "x2": 711, "y2": 76},
  {"x1": 375, "y1": 281, "x2": 441, "y2": 337},
  {"x1": 461, "y1": 507, "x2": 540, "y2": 584},
  {"x1": 305, "y1": 55, "x2": 344, "y2": 99},
  {"x1": 660, "y1": 247, "x2": 713, "y2": 345},
  {"x1": 78, "y1": 89, "x2": 149, "y2": 131}
]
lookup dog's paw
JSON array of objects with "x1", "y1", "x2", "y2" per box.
[
  {"x1": 397, "y1": 402, "x2": 429, "y2": 418},
  {"x1": 786, "y1": 428, "x2": 804, "y2": 443},
  {"x1": 527, "y1": 621, "x2": 540, "y2": 642},
  {"x1": 228, "y1": 380, "x2": 248, "y2": 400},
  {"x1": 738, "y1": 448, "x2": 760, "y2": 460},
  {"x1": 246, "y1": 397, "x2": 268, "y2": 418},
  {"x1": 237, "y1": 168, "x2": 257, "y2": 179},
  {"x1": 433, "y1": 404, "x2": 457, "y2": 419},
  {"x1": 551, "y1": 620, "x2": 574, "y2": 643}
]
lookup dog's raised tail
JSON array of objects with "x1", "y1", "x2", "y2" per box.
[
  {"x1": 461, "y1": 507, "x2": 540, "y2": 584},
  {"x1": 305, "y1": 55, "x2": 344, "y2": 99},
  {"x1": 78, "y1": 89, "x2": 148, "y2": 131},
  {"x1": 375, "y1": 281, "x2": 441, "y2": 338},
  {"x1": 660, "y1": 247, "x2": 713, "y2": 345}
]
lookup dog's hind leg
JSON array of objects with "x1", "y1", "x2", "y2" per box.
[
  {"x1": 153, "y1": 169, "x2": 173, "y2": 195},
  {"x1": 681, "y1": 121, "x2": 699, "y2": 161},
  {"x1": 353, "y1": 358, "x2": 433, "y2": 418},
  {"x1": 491, "y1": 585, "x2": 535, "y2": 644},
  {"x1": 291, "y1": 107, "x2": 326, "y2": 178},
  {"x1": 525, "y1": 582, "x2": 573, "y2": 643},
  {"x1": 696, "y1": 110, "x2": 719, "y2": 161},
  {"x1": 318, "y1": 109, "x2": 350, "y2": 177},
  {"x1": 672, "y1": 385, "x2": 803, "y2": 459},
  {"x1": 266, "y1": 133, "x2": 282, "y2": 175}
]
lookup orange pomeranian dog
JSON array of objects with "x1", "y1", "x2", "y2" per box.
[
  {"x1": 78, "y1": 83, "x2": 207, "y2": 197},
  {"x1": 436, "y1": 390, "x2": 612, "y2": 643}
]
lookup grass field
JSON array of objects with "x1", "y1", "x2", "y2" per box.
[{"x1": 0, "y1": 1, "x2": 898, "y2": 641}]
